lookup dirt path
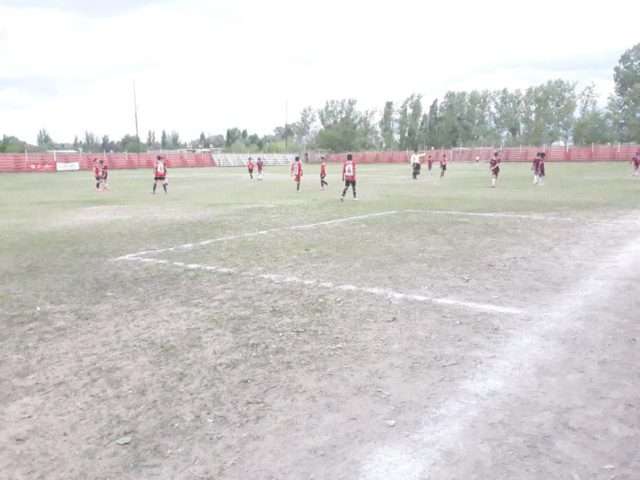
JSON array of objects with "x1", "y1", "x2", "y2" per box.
[{"x1": 360, "y1": 214, "x2": 640, "y2": 480}]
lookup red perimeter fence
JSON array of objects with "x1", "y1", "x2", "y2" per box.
[
  {"x1": 2, "y1": 145, "x2": 639, "y2": 172},
  {"x1": 324, "y1": 145, "x2": 640, "y2": 164},
  {"x1": 0, "y1": 152, "x2": 215, "y2": 173}
]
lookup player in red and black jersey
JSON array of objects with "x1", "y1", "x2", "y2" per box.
[
  {"x1": 152, "y1": 155, "x2": 168, "y2": 194},
  {"x1": 489, "y1": 151, "x2": 500, "y2": 188},
  {"x1": 532, "y1": 152, "x2": 541, "y2": 184},
  {"x1": 340, "y1": 153, "x2": 357, "y2": 201},
  {"x1": 538, "y1": 152, "x2": 546, "y2": 185},
  {"x1": 99, "y1": 159, "x2": 109, "y2": 191},
  {"x1": 427, "y1": 155, "x2": 433, "y2": 175},
  {"x1": 247, "y1": 157, "x2": 254, "y2": 180},
  {"x1": 291, "y1": 156, "x2": 303, "y2": 192},
  {"x1": 440, "y1": 154, "x2": 448, "y2": 178},
  {"x1": 256, "y1": 157, "x2": 264, "y2": 180},
  {"x1": 93, "y1": 159, "x2": 101, "y2": 191},
  {"x1": 320, "y1": 157, "x2": 328, "y2": 190},
  {"x1": 631, "y1": 155, "x2": 639, "y2": 177}
]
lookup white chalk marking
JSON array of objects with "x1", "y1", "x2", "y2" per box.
[
  {"x1": 359, "y1": 216, "x2": 640, "y2": 480},
  {"x1": 405, "y1": 209, "x2": 574, "y2": 222},
  {"x1": 116, "y1": 210, "x2": 400, "y2": 260},
  {"x1": 116, "y1": 209, "x2": 577, "y2": 262},
  {"x1": 122, "y1": 256, "x2": 522, "y2": 315}
]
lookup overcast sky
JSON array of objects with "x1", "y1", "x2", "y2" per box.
[{"x1": 0, "y1": 0, "x2": 637, "y2": 144}]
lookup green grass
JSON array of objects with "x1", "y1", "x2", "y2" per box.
[{"x1": 1, "y1": 161, "x2": 635, "y2": 317}]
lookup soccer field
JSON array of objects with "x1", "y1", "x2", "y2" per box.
[{"x1": 1, "y1": 162, "x2": 639, "y2": 479}]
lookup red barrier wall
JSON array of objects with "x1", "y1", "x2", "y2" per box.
[
  {"x1": 324, "y1": 145, "x2": 640, "y2": 164},
  {"x1": 0, "y1": 152, "x2": 216, "y2": 173}
]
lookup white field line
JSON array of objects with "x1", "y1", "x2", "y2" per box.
[
  {"x1": 116, "y1": 210, "x2": 400, "y2": 260},
  {"x1": 117, "y1": 209, "x2": 575, "y2": 262},
  {"x1": 405, "y1": 209, "x2": 574, "y2": 222},
  {"x1": 123, "y1": 256, "x2": 523, "y2": 315},
  {"x1": 358, "y1": 218, "x2": 640, "y2": 480}
]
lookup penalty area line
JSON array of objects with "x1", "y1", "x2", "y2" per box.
[
  {"x1": 115, "y1": 210, "x2": 401, "y2": 260},
  {"x1": 122, "y1": 256, "x2": 524, "y2": 316}
]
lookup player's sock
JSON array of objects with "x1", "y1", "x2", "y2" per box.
[
  {"x1": 492, "y1": 178, "x2": 496, "y2": 187},
  {"x1": 163, "y1": 183, "x2": 167, "y2": 193},
  {"x1": 297, "y1": 182, "x2": 300, "y2": 192},
  {"x1": 152, "y1": 183, "x2": 157, "y2": 193}
]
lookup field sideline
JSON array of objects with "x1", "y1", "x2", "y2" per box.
[{"x1": 1, "y1": 162, "x2": 639, "y2": 480}]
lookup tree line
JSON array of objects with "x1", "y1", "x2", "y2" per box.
[{"x1": 2, "y1": 43, "x2": 638, "y2": 155}]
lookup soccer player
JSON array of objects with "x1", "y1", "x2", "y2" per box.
[
  {"x1": 92, "y1": 158, "x2": 102, "y2": 191},
  {"x1": 247, "y1": 157, "x2": 254, "y2": 180},
  {"x1": 99, "y1": 159, "x2": 109, "y2": 191},
  {"x1": 440, "y1": 154, "x2": 448, "y2": 179},
  {"x1": 538, "y1": 152, "x2": 546, "y2": 185},
  {"x1": 320, "y1": 156, "x2": 328, "y2": 190},
  {"x1": 427, "y1": 155, "x2": 433, "y2": 175},
  {"x1": 291, "y1": 156, "x2": 303, "y2": 192},
  {"x1": 489, "y1": 151, "x2": 500, "y2": 188},
  {"x1": 152, "y1": 155, "x2": 168, "y2": 194},
  {"x1": 410, "y1": 149, "x2": 426, "y2": 180},
  {"x1": 532, "y1": 152, "x2": 542, "y2": 184},
  {"x1": 631, "y1": 155, "x2": 639, "y2": 177},
  {"x1": 340, "y1": 153, "x2": 357, "y2": 201},
  {"x1": 256, "y1": 157, "x2": 264, "y2": 180}
]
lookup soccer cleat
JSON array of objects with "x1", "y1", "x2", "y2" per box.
[{"x1": 340, "y1": 196, "x2": 344, "y2": 202}]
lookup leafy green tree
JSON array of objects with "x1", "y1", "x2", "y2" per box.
[
  {"x1": 467, "y1": 90, "x2": 495, "y2": 146},
  {"x1": 417, "y1": 113, "x2": 429, "y2": 148},
  {"x1": 396, "y1": 99, "x2": 409, "y2": 149},
  {"x1": 405, "y1": 94, "x2": 423, "y2": 150},
  {"x1": 316, "y1": 99, "x2": 377, "y2": 152},
  {"x1": 84, "y1": 131, "x2": 99, "y2": 152},
  {"x1": 439, "y1": 91, "x2": 467, "y2": 147},
  {"x1": 210, "y1": 134, "x2": 225, "y2": 148},
  {"x1": 521, "y1": 80, "x2": 576, "y2": 145},
  {"x1": 426, "y1": 100, "x2": 440, "y2": 147},
  {"x1": 161, "y1": 130, "x2": 168, "y2": 149},
  {"x1": 0, "y1": 135, "x2": 28, "y2": 153},
  {"x1": 294, "y1": 106, "x2": 317, "y2": 147},
  {"x1": 573, "y1": 84, "x2": 610, "y2": 145},
  {"x1": 147, "y1": 130, "x2": 156, "y2": 147},
  {"x1": 102, "y1": 135, "x2": 111, "y2": 152},
  {"x1": 225, "y1": 128, "x2": 242, "y2": 147},
  {"x1": 169, "y1": 131, "x2": 181, "y2": 148},
  {"x1": 37, "y1": 128, "x2": 52, "y2": 147},
  {"x1": 493, "y1": 89, "x2": 523, "y2": 145},
  {"x1": 379, "y1": 101, "x2": 395, "y2": 150},
  {"x1": 120, "y1": 134, "x2": 146, "y2": 152},
  {"x1": 611, "y1": 43, "x2": 640, "y2": 141}
]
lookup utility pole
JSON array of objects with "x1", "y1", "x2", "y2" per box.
[{"x1": 133, "y1": 81, "x2": 140, "y2": 154}]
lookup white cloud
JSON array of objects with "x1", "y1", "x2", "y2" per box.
[{"x1": 0, "y1": 0, "x2": 637, "y2": 143}]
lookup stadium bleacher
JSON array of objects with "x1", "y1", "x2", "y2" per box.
[{"x1": 213, "y1": 153, "x2": 297, "y2": 167}]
